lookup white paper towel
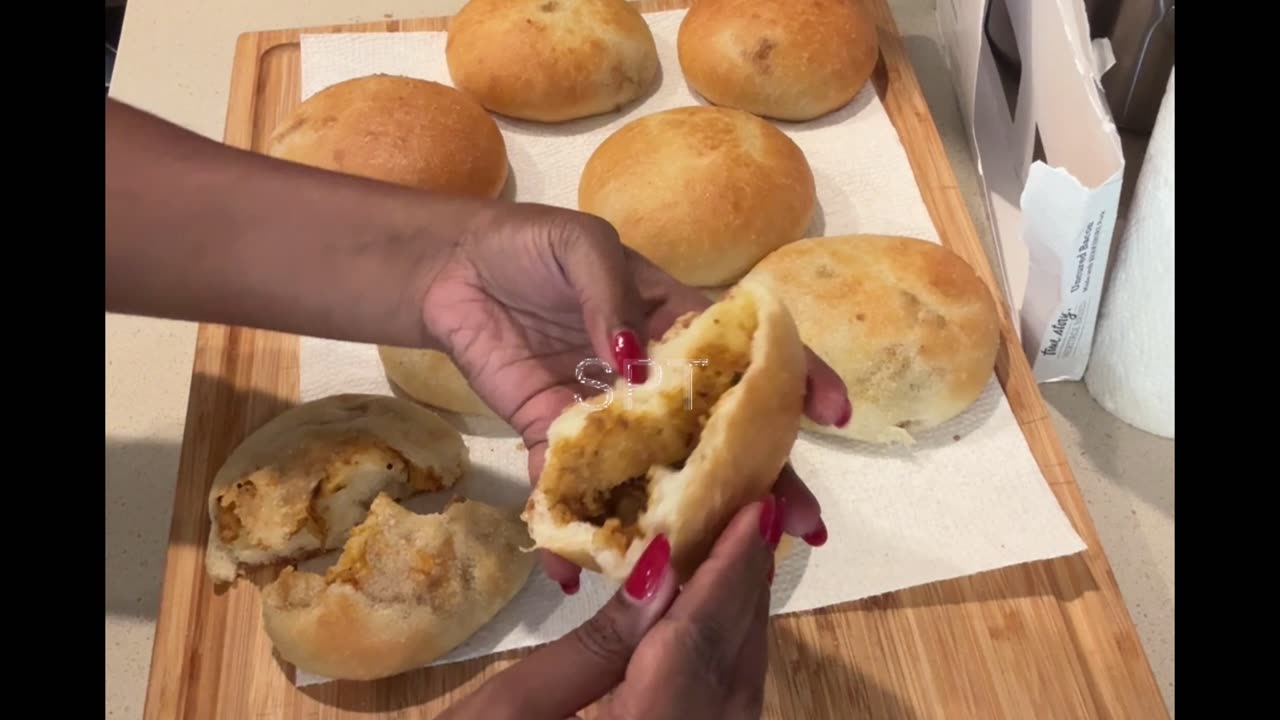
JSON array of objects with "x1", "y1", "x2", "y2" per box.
[
  {"x1": 291, "y1": 9, "x2": 1088, "y2": 687},
  {"x1": 1085, "y1": 69, "x2": 1175, "y2": 438}
]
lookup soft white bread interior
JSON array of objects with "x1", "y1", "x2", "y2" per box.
[
  {"x1": 261, "y1": 493, "x2": 534, "y2": 681},
  {"x1": 746, "y1": 234, "x2": 1001, "y2": 444},
  {"x1": 377, "y1": 345, "x2": 498, "y2": 418},
  {"x1": 522, "y1": 279, "x2": 807, "y2": 582},
  {"x1": 204, "y1": 394, "x2": 469, "y2": 584}
]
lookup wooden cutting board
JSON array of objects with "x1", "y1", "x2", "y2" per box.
[{"x1": 142, "y1": 1, "x2": 1169, "y2": 717}]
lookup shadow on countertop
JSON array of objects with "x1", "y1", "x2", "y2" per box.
[
  {"x1": 1041, "y1": 382, "x2": 1174, "y2": 521},
  {"x1": 106, "y1": 438, "x2": 181, "y2": 621},
  {"x1": 106, "y1": 364, "x2": 298, "y2": 623}
]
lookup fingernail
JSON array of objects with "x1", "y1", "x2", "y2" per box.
[
  {"x1": 560, "y1": 577, "x2": 580, "y2": 595},
  {"x1": 758, "y1": 496, "x2": 783, "y2": 548},
  {"x1": 624, "y1": 534, "x2": 670, "y2": 602},
  {"x1": 836, "y1": 397, "x2": 852, "y2": 428},
  {"x1": 758, "y1": 495, "x2": 777, "y2": 544},
  {"x1": 769, "y1": 500, "x2": 784, "y2": 549},
  {"x1": 612, "y1": 329, "x2": 647, "y2": 384},
  {"x1": 803, "y1": 519, "x2": 828, "y2": 547}
]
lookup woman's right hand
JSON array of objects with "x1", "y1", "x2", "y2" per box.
[{"x1": 438, "y1": 495, "x2": 783, "y2": 720}]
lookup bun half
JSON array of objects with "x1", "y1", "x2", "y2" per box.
[
  {"x1": 262, "y1": 494, "x2": 534, "y2": 680},
  {"x1": 204, "y1": 394, "x2": 469, "y2": 584},
  {"x1": 523, "y1": 280, "x2": 807, "y2": 582}
]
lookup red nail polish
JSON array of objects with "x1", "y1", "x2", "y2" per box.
[
  {"x1": 560, "y1": 577, "x2": 580, "y2": 595},
  {"x1": 802, "y1": 519, "x2": 828, "y2": 547},
  {"x1": 836, "y1": 397, "x2": 852, "y2": 428},
  {"x1": 624, "y1": 534, "x2": 670, "y2": 601},
  {"x1": 758, "y1": 496, "x2": 777, "y2": 544},
  {"x1": 768, "y1": 499, "x2": 784, "y2": 549},
  {"x1": 612, "y1": 329, "x2": 647, "y2": 384}
]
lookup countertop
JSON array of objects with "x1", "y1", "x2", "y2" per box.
[{"x1": 105, "y1": 1, "x2": 1175, "y2": 717}]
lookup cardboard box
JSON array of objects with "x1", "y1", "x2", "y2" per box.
[{"x1": 936, "y1": 0, "x2": 1126, "y2": 382}]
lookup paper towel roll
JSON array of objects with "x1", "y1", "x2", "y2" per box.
[{"x1": 1085, "y1": 68, "x2": 1174, "y2": 438}]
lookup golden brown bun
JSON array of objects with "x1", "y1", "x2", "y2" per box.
[
  {"x1": 377, "y1": 346, "x2": 498, "y2": 418},
  {"x1": 204, "y1": 394, "x2": 469, "y2": 584},
  {"x1": 264, "y1": 74, "x2": 508, "y2": 198},
  {"x1": 522, "y1": 279, "x2": 807, "y2": 582},
  {"x1": 578, "y1": 106, "x2": 816, "y2": 287},
  {"x1": 746, "y1": 235, "x2": 1001, "y2": 444},
  {"x1": 445, "y1": 0, "x2": 659, "y2": 122},
  {"x1": 677, "y1": 0, "x2": 880, "y2": 121},
  {"x1": 262, "y1": 494, "x2": 534, "y2": 681}
]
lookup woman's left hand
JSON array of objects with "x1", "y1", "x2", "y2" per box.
[
  {"x1": 437, "y1": 496, "x2": 783, "y2": 720},
  {"x1": 419, "y1": 202, "x2": 849, "y2": 591}
]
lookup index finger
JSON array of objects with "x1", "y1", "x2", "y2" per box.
[
  {"x1": 803, "y1": 348, "x2": 851, "y2": 428},
  {"x1": 772, "y1": 462, "x2": 825, "y2": 541}
]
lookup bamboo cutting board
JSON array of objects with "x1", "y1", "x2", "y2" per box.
[{"x1": 142, "y1": 1, "x2": 1169, "y2": 717}]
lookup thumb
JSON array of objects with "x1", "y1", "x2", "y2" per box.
[
  {"x1": 462, "y1": 535, "x2": 677, "y2": 719},
  {"x1": 554, "y1": 216, "x2": 652, "y2": 384}
]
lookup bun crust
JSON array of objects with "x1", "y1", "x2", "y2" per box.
[
  {"x1": 523, "y1": 280, "x2": 807, "y2": 582},
  {"x1": 265, "y1": 74, "x2": 509, "y2": 198},
  {"x1": 578, "y1": 106, "x2": 815, "y2": 287},
  {"x1": 746, "y1": 235, "x2": 1001, "y2": 444},
  {"x1": 445, "y1": 0, "x2": 659, "y2": 122},
  {"x1": 204, "y1": 394, "x2": 469, "y2": 584},
  {"x1": 262, "y1": 494, "x2": 534, "y2": 681},
  {"x1": 378, "y1": 346, "x2": 498, "y2": 418},
  {"x1": 677, "y1": 0, "x2": 881, "y2": 121}
]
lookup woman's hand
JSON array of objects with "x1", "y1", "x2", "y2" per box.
[
  {"x1": 420, "y1": 203, "x2": 849, "y2": 591},
  {"x1": 438, "y1": 496, "x2": 783, "y2": 720}
]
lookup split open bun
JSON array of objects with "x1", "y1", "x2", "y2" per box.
[
  {"x1": 378, "y1": 346, "x2": 498, "y2": 419},
  {"x1": 264, "y1": 74, "x2": 509, "y2": 199},
  {"x1": 523, "y1": 279, "x2": 807, "y2": 582},
  {"x1": 261, "y1": 493, "x2": 534, "y2": 681},
  {"x1": 204, "y1": 394, "x2": 469, "y2": 584},
  {"x1": 677, "y1": 0, "x2": 881, "y2": 122},
  {"x1": 746, "y1": 234, "x2": 1002, "y2": 445},
  {"x1": 578, "y1": 105, "x2": 816, "y2": 287},
  {"x1": 445, "y1": 0, "x2": 659, "y2": 123}
]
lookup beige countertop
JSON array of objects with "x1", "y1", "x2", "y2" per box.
[{"x1": 105, "y1": 1, "x2": 1174, "y2": 717}]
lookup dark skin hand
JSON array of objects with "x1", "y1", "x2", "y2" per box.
[
  {"x1": 438, "y1": 497, "x2": 784, "y2": 720},
  {"x1": 106, "y1": 97, "x2": 850, "y2": 715},
  {"x1": 420, "y1": 204, "x2": 848, "y2": 588}
]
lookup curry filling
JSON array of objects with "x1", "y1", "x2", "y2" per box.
[
  {"x1": 213, "y1": 435, "x2": 446, "y2": 552},
  {"x1": 538, "y1": 292, "x2": 760, "y2": 554},
  {"x1": 321, "y1": 497, "x2": 470, "y2": 613}
]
